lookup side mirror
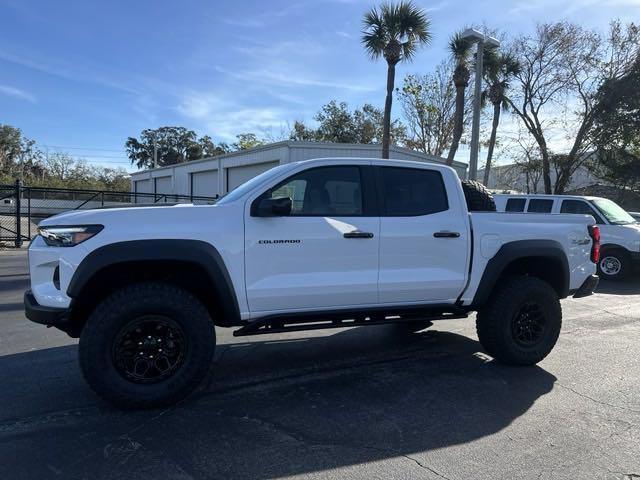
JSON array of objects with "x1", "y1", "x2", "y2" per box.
[{"x1": 252, "y1": 196, "x2": 292, "y2": 217}]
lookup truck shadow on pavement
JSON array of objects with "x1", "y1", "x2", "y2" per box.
[
  {"x1": 596, "y1": 277, "x2": 640, "y2": 295},
  {"x1": 0, "y1": 324, "x2": 557, "y2": 480}
]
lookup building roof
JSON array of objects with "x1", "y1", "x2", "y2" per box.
[{"x1": 131, "y1": 140, "x2": 467, "y2": 175}]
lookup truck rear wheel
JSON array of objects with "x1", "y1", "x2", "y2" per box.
[
  {"x1": 79, "y1": 282, "x2": 215, "y2": 409},
  {"x1": 476, "y1": 276, "x2": 561, "y2": 365}
]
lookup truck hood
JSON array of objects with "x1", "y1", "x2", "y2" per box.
[{"x1": 38, "y1": 203, "x2": 199, "y2": 227}]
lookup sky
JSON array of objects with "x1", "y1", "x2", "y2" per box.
[{"x1": 1, "y1": 0, "x2": 639, "y2": 172}]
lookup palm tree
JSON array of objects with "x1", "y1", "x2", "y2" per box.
[
  {"x1": 362, "y1": 1, "x2": 431, "y2": 159},
  {"x1": 445, "y1": 32, "x2": 473, "y2": 165},
  {"x1": 482, "y1": 52, "x2": 521, "y2": 186}
]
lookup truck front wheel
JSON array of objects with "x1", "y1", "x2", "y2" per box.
[
  {"x1": 476, "y1": 276, "x2": 561, "y2": 365},
  {"x1": 79, "y1": 282, "x2": 215, "y2": 409}
]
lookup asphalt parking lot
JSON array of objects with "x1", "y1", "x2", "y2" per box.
[{"x1": 1, "y1": 249, "x2": 639, "y2": 480}]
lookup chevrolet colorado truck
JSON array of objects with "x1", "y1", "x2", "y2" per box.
[{"x1": 24, "y1": 158, "x2": 600, "y2": 408}]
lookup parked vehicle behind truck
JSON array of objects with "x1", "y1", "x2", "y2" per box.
[
  {"x1": 25, "y1": 158, "x2": 599, "y2": 408},
  {"x1": 494, "y1": 194, "x2": 640, "y2": 280}
]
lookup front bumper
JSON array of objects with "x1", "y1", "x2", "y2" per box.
[
  {"x1": 24, "y1": 290, "x2": 72, "y2": 331},
  {"x1": 572, "y1": 274, "x2": 599, "y2": 298}
]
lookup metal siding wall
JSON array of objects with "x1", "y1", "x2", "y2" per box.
[
  {"x1": 226, "y1": 161, "x2": 279, "y2": 191},
  {"x1": 191, "y1": 170, "x2": 219, "y2": 197},
  {"x1": 154, "y1": 176, "x2": 172, "y2": 195}
]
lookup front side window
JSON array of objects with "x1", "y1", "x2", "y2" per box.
[
  {"x1": 561, "y1": 200, "x2": 604, "y2": 224},
  {"x1": 591, "y1": 198, "x2": 635, "y2": 225},
  {"x1": 527, "y1": 199, "x2": 554, "y2": 213},
  {"x1": 379, "y1": 167, "x2": 448, "y2": 216},
  {"x1": 265, "y1": 166, "x2": 363, "y2": 216}
]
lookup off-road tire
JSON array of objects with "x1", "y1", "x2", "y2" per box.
[
  {"x1": 79, "y1": 282, "x2": 215, "y2": 409},
  {"x1": 476, "y1": 276, "x2": 561, "y2": 365},
  {"x1": 461, "y1": 180, "x2": 496, "y2": 212},
  {"x1": 597, "y1": 249, "x2": 629, "y2": 281}
]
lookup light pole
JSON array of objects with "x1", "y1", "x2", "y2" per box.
[{"x1": 461, "y1": 28, "x2": 500, "y2": 182}]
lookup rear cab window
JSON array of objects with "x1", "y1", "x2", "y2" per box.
[{"x1": 377, "y1": 167, "x2": 448, "y2": 216}]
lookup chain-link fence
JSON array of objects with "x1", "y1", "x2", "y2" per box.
[{"x1": 0, "y1": 181, "x2": 217, "y2": 247}]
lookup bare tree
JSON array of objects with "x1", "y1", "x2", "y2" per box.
[
  {"x1": 507, "y1": 21, "x2": 640, "y2": 193},
  {"x1": 398, "y1": 61, "x2": 456, "y2": 156}
]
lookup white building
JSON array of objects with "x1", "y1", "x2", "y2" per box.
[
  {"x1": 130, "y1": 141, "x2": 467, "y2": 200},
  {"x1": 480, "y1": 163, "x2": 603, "y2": 193}
]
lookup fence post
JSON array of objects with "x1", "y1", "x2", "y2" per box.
[
  {"x1": 27, "y1": 187, "x2": 31, "y2": 240},
  {"x1": 14, "y1": 179, "x2": 22, "y2": 248}
]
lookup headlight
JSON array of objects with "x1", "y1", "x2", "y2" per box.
[{"x1": 38, "y1": 225, "x2": 103, "y2": 247}]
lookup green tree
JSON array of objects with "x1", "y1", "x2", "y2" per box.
[
  {"x1": 314, "y1": 101, "x2": 358, "y2": 143},
  {"x1": 482, "y1": 52, "x2": 521, "y2": 186},
  {"x1": 199, "y1": 135, "x2": 230, "y2": 157},
  {"x1": 353, "y1": 103, "x2": 406, "y2": 144},
  {"x1": 361, "y1": 1, "x2": 431, "y2": 159},
  {"x1": 0, "y1": 124, "x2": 42, "y2": 182},
  {"x1": 299, "y1": 100, "x2": 405, "y2": 145},
  {"x1": 445, "y1": 32, "x2": 474, "y2": 165},
  {"x1": 592, "y1": 54, "x2": 640, "y2": 194},
  {"x1": 126, "y1": 127, "x2": 229, "y2": 169},
  {"x1": 289, "y1": 121, "x2": 317, "y2": 141},
  {"x1": 233, "y1": 133, "x2": 264, "y2": 150}
]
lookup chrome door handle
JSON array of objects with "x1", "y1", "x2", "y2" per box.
[
  {"x1": 344, "y1": 230, "x2": 374, "y2": 239},
  {"x1": 433, "y1": 231, "x2": 460, "y2": 238}
]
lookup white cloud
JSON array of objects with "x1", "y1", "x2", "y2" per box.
[
  {"x1": 176, "y1": 91, "x2": 295, "y2": 141},
  {"x1": 214, "y1": 65, "x2": 376, "y2": 93},
  {"x1": 0, "y1": 84, "x2": 36, "y2": 103}
]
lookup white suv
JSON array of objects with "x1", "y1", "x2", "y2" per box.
[{"x1": 494, "y1": 194, "x2": 640, "y2": 280}]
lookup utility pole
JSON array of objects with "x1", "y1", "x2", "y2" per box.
[
  {"x1": 469, "y1": 40, "x2": 484, "y2": 181},
  {"x1": 461, "y1": 28, "x2": 500, "y2": 182},
  {"x1": 153, "y1": 137, "x2": 158, "y2": 169}
]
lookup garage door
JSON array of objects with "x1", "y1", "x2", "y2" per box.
[
  {"x1": 134, "y1": 179, "x2": 153, "y2": 203},
  {"x1": 154, "y1": 176, "x2": 172, "y2": 195},
  {"x1": 191, "y1": 170, "x2": 219, "y2": 197},
  {"x1": 226, "y1": 162, "x2": 279, "y2": 192}
]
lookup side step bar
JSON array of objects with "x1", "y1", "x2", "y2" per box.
[{"x1": 233, "y1": 308, "x2": 468, "y2": 337}]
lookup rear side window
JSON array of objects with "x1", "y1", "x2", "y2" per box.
[
  {"x1": 561, "y1": 200, "x2": 605, "y2": 224},
  {"x1": 379, "y1": 167, "x2": 448, "y2": 216},
  {"x1": 505, "y1": 198, "x2": 526, "y2": 212},
  {"x1": 527, "y1": 199, "x2": 554, "y2": 213}
]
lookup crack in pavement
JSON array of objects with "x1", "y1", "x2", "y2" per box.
[
  {"x1": 223, "y1": 411, "x2": 454, "y2": 480},
  {"x1": 557, "y1": 383, "x2": 640, "y2": 415},
  {"x1": 400, "y1": 454, "x2": 453, "y2": 480}
]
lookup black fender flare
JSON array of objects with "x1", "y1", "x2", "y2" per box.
[
  {"x1": 67, "y1": 239, "x2": 240, "y2": 325},
  {"x1": 471, "y1": 239, "x2": 570, "y2": 306}
]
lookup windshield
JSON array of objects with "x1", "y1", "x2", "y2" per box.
[
  {"x1": 590, "y1": 198, "x2": 636, "y2": 225},
  {"x1": 216, "y1": 164, "x2": 293, "y2": 205}
]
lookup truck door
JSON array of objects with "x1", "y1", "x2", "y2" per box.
[
  {"x1": 375, "y1": 165, "x2": 469, "y2": 304},
  {"x1": 244, "y1": 164, "x2": 380, "y2": 312}
]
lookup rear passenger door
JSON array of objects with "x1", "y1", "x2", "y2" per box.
[{"x1": 376, "y1": 166, "x2": 469, "y2": 304}]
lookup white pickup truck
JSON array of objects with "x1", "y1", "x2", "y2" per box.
[{"x1": 25, "y1": 158, "x2": 600, "y2": 408}]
